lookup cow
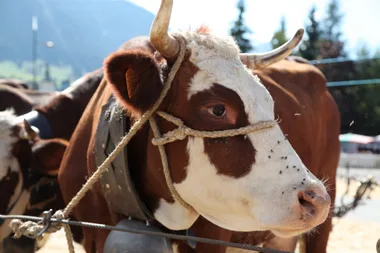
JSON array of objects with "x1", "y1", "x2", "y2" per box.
[
  {"x1": 52, "y1": 1, "x2": 334, "y2": 252},
  {"x1": 16, "y1": 68, "x2": 104, "y2": 140},
  {"x1": 6, "y1": 57, "x2": 340, "y2": 253},
  {"x1": 0, "y1": 109, "x2": 68, "y2": 253},
  {"x1": 0, "y1": 69, "x2": 103, "y2": 252},
  {"x1": 0, "y1": 79, "x2": 30, "y2": 90},
  {"x1": 0, "y1": 83, "x2": 56, "y2": 115}
]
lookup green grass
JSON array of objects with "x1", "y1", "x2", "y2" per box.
[{"x1": 0, "y1": 59, "x2": 75, "y2": 90}]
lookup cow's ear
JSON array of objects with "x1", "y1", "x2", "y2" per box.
[
  {"x1": 104, "y1": 50, "x2": 164, "y2": 117},
  {"x1": 30, "y1": 139, "x2": 68, "y2": 176}
]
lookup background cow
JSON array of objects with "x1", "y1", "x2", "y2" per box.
[
  {"x1": 0, "y1": 109, "x2": 67, "y2": 252},
  {"x1": 0, "y1": 79, "x2": 30, "y2": 90},
  {"x1": 0, "y1": 83, "x2": 56, "y2": 115},
  {"x1": 0, "y1": 69, "x2": 103, "y2": 252}
]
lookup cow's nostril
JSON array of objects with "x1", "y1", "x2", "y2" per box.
[{"x1": 298, "y1": 191, "x2": 316, "y2": 216}]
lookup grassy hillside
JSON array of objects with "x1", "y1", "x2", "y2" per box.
[{"x1": 0, "y1": 0, "x2": 154, "y2": 81}]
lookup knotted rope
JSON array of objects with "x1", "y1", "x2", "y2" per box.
[
  {"x1": 149, "y1": 111, "x2": 276, "y2": 212},
  {"x1": 152, "y1": 111, "x2": 277, "y2": 146}
]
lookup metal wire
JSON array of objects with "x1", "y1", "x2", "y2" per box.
[
  {"x1": 309, "y1": 55, "x2": 380, "y2": 65},
  {"x1": 327, "y1": 78, "x2": 380, "y2": 87},
  {"x1": 0, "y1": 213, "x2": 294, "y2": 253}
]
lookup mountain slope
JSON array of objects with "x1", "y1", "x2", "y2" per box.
[{"x1": 0, "y1": 0, "x2": 154, "y2": 76}]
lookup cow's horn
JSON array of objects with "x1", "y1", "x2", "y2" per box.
[
  {"x1": 240, "y1": 28, "x2": 304, "y2": 69},
  {"x1": 20, "y1": 119, "x2": 39, "y2": 140},
  {"x1": 150, "y1": 0, "x2": 179, "y2": 59}
]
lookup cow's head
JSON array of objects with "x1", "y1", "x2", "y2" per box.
[
  {"x1": 103, "y1": 0, "x2": 330, "y2": 238},
  {"x1": 0, "y1": 109, "x2": 67, "y2": 244}
]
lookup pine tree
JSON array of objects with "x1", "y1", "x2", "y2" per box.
[
  {"x1": 317, "y1": 0, "x2": 353, "y2": 82},
  {"x1": 230, "y1": 0, "x2": 253, "y2": 53},
  {"x1": 320, "y1": 0, "x2": 357, "y2": 135},
  {"x1": 270, "y1": 16, "x2": 288, "y2": 49},
  {"x1": 320, "y1": 0, "x2": 346, "y2": 59},
  {"x1": 299, "y1": 5, "x2": 322, "y2": 60}
]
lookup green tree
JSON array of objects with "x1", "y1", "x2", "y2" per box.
[
  {"x1": 230, "y1": 0, "x2": 253, "y2": 53},
  {"x1": 347, "y1": 45, "x2": 380, "y2": 135},
  {"x1": 299, "y1": 5, "x2": 322, "y2": 60},
  {"x1": 270, "y1": 16, "x2": 288, "y2": 49},
  {"x1": 316, "y1": 0, "x2": 357, "y2": 135},
  {"x1": 317, "y1": 0, "x2": 354, "y2": 83},
  {"x1": 320, "y1": 0, "x2": 346, "y2": 59},
  {"x1": 323, "y1": 0, "x2": 344, "y2": 42},
  {"x1": 355, "y1": 45, "x2": 380, "y2": 79}
]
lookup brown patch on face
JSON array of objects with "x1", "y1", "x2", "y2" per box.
[
  {"x1": 0, "y1": 167, "x2": 19, "y2": 214},
  {"x1": 133, "y1": 55, "x2": 198, "y2": 209},
  {"x1": 161, "y1": 57, "x2": 256, "y2": 181},
  {"x1": 189, "y1": 84, "x2": 256, "y2": 178},
  {"x1": 139, "y1": 57, "x2": 197, "y2": 205}
]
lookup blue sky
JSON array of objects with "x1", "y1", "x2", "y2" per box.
[{"x1": 127, "y1": 0, "x2": 380, "y2": 58}]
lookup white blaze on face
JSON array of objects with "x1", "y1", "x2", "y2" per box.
[{"x1": 158, "y1": 31, "x2": 328, "y2": 235}]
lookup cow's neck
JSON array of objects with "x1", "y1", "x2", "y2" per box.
[{"x1": 127, "y1": 115, "x2": 199, "y2": 230}]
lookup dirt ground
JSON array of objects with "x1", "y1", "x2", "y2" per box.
[{"x1": 36, "y1": 178, "x2": 380, "y2": 253}]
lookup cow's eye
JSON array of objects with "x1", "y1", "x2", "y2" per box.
[{"x1": 207, "y1": 104, "x2": 226, "y2": 117}]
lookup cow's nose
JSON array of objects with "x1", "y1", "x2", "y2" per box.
[{"x1": 297, "y1": 187, "x2": 331, "y2": 224}]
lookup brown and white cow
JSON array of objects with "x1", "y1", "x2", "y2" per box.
[
  {"x1": 57, "y1": 1, "x2": 333, "y2": 252},
  {"x1": 0, "y1": 109, "x2": 69, "y2": 252}
]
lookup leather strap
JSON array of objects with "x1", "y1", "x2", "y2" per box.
[{"x1": 94, "y1": 95, "x2": 154, "y2": 221}]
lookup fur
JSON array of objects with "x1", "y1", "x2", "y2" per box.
[{"x1": 104, "y1": 50, "x2": 164, "y2": 118}]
